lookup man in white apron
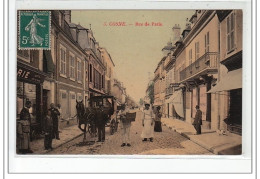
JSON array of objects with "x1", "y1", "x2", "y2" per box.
[
  {"x1": 141, "y1": 103, "x2": 155, "y2": 142},
  {"x1": 118, "y1": 104, "x2": 132, "y2": 147}
]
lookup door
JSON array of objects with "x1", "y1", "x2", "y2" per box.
[{"x1": 70, "y1": 92, "x2": 77, "y2": 118}]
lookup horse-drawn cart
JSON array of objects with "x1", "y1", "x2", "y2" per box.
[
  {"x1": 89, "y1": 95, "x2": 119, "y2": 135},
  {"x1": 76, "y1": 95, "x2": 119, "y2": 141}
]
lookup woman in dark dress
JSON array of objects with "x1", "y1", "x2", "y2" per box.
[{"x1": 154, "y1": 106, "x2": 162, "y2": 132}]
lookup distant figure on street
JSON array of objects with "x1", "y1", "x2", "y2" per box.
[
  {"x1": 50, "y1": 103, "x2": 60, "y2": 140},
  {"x1": 154, "y1": 106, "x2": 162, "y2": 132},
  {"x1": 17, "y1": 100, "x2": 33, "y2": 154},
  {"x1": 96, "y1": 104, "x2": 107, "y2": 142},
  {"x1": 141, "y1": 103, "x2": 155, "y2": 142},
  {"x1": 118, "y1": 104, "x2": 132, "y2": 147},
  {"x1": 192, "y1": 105, "x2": 202, "y2": 135},
  {"x1": 44, "y1": 109, "x2": 53, "y2": 150}
]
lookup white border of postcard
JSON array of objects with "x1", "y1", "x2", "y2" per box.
[{"x1": 5, "y1": 0, "x2": 255, "y2": 175}]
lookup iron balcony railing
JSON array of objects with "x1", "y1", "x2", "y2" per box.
[{"x1": 180, "y1": 52, "x2": 219, "y2": 82}]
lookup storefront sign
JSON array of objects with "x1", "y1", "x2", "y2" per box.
[{"x1": 17, "y1": 65, "x2": 45, "y2": 84}]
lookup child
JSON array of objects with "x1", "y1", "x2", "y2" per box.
[{"x1": 44, "y1": 109, "x2": 53, "y2": 150}]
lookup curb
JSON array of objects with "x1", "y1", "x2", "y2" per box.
[
  {"x1": 44, "y1": 133, "x2": 84, "y2": 154},
  {"x1": 162, "y1": 121, "x2": 241, "y2": 155}
]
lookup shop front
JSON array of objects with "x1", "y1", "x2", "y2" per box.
[
  {"x1": 17, "y1": 62, "x2": 47, "y2": 140},
  {"x1": 207, "y1": 68, "x2": 242, "y2": 135}
]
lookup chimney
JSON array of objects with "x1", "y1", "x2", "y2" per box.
[
  {"x1": 172, "y1": 24, "x2": 181, "y2": 44},
  {"x1": 64, "y1": 10, "x2": 71, "y2": 23}
]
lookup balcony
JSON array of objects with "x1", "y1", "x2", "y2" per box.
[
  {"x1": 180, "y1": 52, "x2": 219, "y2": 82},
  {"x1": 166, "y1": 86, "x2": 173, "y2": 96}
]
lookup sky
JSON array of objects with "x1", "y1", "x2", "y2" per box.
[{"x1": 71, "y1": 10, "x2": 195, "y2": 103}]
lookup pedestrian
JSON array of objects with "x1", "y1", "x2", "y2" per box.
[
  {"x1": 96, "y1": 104, "x2": 107, "y2": 142},
  {"x1": 154, "y1": 106, "x2": 162, "y2": 132},
  {"x1": 141, "y1": 102, "x2": 155, "y2": 142},
  {"x1": 50, "y1": 103, "x2": 60, "y2": 140},
  {"x1": 44, "y1": 109, "x2": 53, "y2": 150},
  {"x1": 192, "y1": 105, "x2": 202, "y2": 135},
  {"x1": 118, "y1": 104, "x2": 132, "y2": 147},
  {"x1": 57, "y1": 104, "x2": 62, "y2": 132},
  {"x1": 17, "y1": 100, "x2": 34, "y2": 154}
]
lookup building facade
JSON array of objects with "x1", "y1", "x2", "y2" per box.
[
  {"x1": 209, "y1": 10, "x2": 243, "y2": 134},
  {"x1": 51, "y1": 10, "x2": 86, "y2": 121},
  {"x1": 100, "y1": 48, "x2": 115, "y2": 96}
]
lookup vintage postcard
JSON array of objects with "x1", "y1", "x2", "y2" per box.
[{"x1": 15, "y1": 9, "x2": 244, "y2": 156}]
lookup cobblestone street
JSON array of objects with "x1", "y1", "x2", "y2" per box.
[{"x1": 48, "y1": 110, "x2": 213, "y2": 155}]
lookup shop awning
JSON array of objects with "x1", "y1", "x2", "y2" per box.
[
  {"x1": 207, "y1": 68, "x2": 242, "y2": 93},
  {"x1": 165, "y1": 92, "x2": 178, "y2": 104},
  {"x1": 165, "y1": 90, "x2": 184, "y2": 118},
  {"x1": 43, "y1": 50, "x2": 55, "y2": 73}
]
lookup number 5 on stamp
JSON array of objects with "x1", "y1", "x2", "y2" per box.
[{"x1": 19, "y1": 11, "x2": 51, "y2": 50}]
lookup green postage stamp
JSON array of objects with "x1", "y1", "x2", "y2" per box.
[{"x1": 19, "y1": 11, "x2": 51, "y2": 50}]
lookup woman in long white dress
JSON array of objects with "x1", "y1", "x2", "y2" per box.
[{"x1": 141, "y1": 103, "x2": 155, "y2": 142}]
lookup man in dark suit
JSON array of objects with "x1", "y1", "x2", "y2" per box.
[
  {"x1": 96, "y1": 104, "x2": 107, "y2": 142},
  {"x1": 50, "y1": 103, "x2": 60, "y2": 140},
  {"x1": 193, "y1": 105, "x2": 202, "y2": 135},
  {"x1": 44, "y1": 109, "x2": 53, "y2": 150}
]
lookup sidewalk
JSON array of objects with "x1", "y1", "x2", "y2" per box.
[
  {"x1": 30, "y1": 124, "x2": 83, "y2": 154},
  {"x1": 161, "y1": 117, "x2": 242, "y2": 155}
]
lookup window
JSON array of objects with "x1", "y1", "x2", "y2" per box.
[
  {"x1": 60, "y1": 46, "x2": 66, "y2": 76},
  {"x1": 85, "y1": 70, "x2": 88, "y2": 81},
  {"x1": 227, "y1": 12, "x2": 235, "y2": 52},
  {"x1": 205, "y1": 32, "x2": 210, "y2": 53},
  {"x1": 189, "y1": 49, "x2": 192, "y2": 65},
  {"x1": 71, "y1": 94, "x2": 76, "y2": 99},
  {"x1": 109, "y1": 67, "x2": 111, "y2": 78},
  {"x1": 77, "y1": 59, "x2": 82, "y2": 82},
  {"x1": 77, "y1": 93, "x2": 82, "y2": 101},
  {"x1": 17, "y1": 50, "x2": 30, "y2": 62},
  {"x1": 195, "y1": 42, "x2": 200, "y2": 60},
  {"x1": 102, "y1": 75, "x2": 104, "y2": 89},
  {"x1": 69, "y1": 53, "x2": 75, "y2": 79},
  {"x1": 89, "y1": 64, "x2": 92, "y2": 82},
  {"x1": 62, "y1": 92, "x2": 67, "y2": 99}
]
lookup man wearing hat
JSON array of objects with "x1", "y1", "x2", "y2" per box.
[
  {"x1": 96, "y1": 104, "x2": 107, "y2": 142},
  {"x1": 192, "y1": 105, "x2": 202, "y2": 135},
  {"x1": 141, "y1": 102, "x2": 155, "y2": 142},
  {"x1": 50, "y1": 103, "x2": 60, "y2": 140},
  {"x1": 17, "y1": 100, "x2": 33, "y2": 154}
]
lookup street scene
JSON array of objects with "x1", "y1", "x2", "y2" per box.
[{"x1": 16, "y1": 10, "x2": 242, "y2": 155}]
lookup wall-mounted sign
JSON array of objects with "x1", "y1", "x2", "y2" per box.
[
  {"x1": 17, "y1": 64, "x2": 45, "y2": 84},
  {"x1": 171, "y1": 83, "x2": 180, "y2": 87}
]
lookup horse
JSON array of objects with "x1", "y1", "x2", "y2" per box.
[{"x1": 76, "y1": 100, "x2": 96, "y2": 142}]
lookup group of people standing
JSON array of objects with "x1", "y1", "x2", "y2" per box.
[
  {"x1": 17, "y1": 101, "x2": 62, "y2": 154},
  {"x1": 117, "y1": 102, "x2": 202, "y2": 147},
  {"x1": 118, "y1": 102, "x2": 163, "y2": 147}
]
